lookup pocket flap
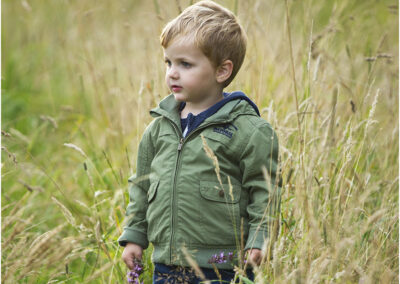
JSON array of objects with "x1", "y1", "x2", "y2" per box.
[
  {"x1": 199, "y1": 181, "x2": 241, "y2": 203},
  {"x1": 159, "y1": 127, "x2": 176, "y2": 137},
  {"x1": 147, "y1": 180, "x2": 159, "y2": 203},
  {"x1": 202, "y1": 128, "x2": 232, "y2": 145}
]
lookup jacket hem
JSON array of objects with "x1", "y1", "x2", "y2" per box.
[{"x1": 152, "y1": 243, "x2": 244, "y2": 269}]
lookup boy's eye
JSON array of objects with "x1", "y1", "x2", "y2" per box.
[
  {"x1": 165, "y1": 59, "x2": 171, "y2": 67},
  {"x1": 181, "y1": 61, "x2": 191, "y2": 68}
]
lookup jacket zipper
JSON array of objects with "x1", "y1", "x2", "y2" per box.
[
  {"x1": 168, "y1": 120, "x2": 231, "y2": 263},
  {"x1": 170, "y1": 136, "x2": 183, "y2": 263}
]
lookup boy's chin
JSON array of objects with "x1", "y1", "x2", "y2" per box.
[{"x1": 173, "y1": 93, "x2": 187, "y2": 102}]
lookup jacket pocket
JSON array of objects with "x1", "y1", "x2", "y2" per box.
[
  {"x1": 146, "y1": 180, "x2": 163, "y2": 242},
  {"x1": 197, "y1": 181, "x2": 241, "y2": 245},
  {"x1": 147, "y1": 180, "x2": 159, "y2": 203},
  {"x1": 200, "y1": 181, "x2": 240, "y2": 203}
]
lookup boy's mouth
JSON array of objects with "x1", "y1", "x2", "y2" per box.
[{"x1": 171, "y1": 85, "x2": 182, "y2": 92}]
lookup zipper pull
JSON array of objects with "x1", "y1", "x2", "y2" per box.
[{"x1": 177, "y1": 138, "x2": 184, "y2": 151}]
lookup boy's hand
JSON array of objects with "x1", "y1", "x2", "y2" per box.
[
  {"x1": 246, "y1": 249, "x2": 263, "y2": 266},
  {"x1": 122, "y1": 242, "x2": 143, "y2": 270}
]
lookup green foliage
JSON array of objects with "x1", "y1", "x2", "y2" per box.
[{"x1": 2, "y1": 0, "x2": 398, "y2": 283}]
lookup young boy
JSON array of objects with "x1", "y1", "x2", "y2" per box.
[{"x1": 119, "y1": 1, "x2": 280, "y2": 283}]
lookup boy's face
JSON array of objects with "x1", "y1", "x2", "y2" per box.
[{"x1": 163, "y1": 37, "x2": 221, "y2": 104}]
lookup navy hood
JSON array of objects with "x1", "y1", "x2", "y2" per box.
[{"x1": 180, "y1": 91, "x2": 260, "y2": 137}]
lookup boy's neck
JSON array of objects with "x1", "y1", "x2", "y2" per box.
[{"x1": 180, "y1": 92, "x2": 225, "y2": 117}]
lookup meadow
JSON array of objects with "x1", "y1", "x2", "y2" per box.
[{"x1": 2, "y1": 0, "x2": 399, "y2": 283}]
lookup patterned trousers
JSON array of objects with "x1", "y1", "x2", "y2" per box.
[{"x1": 152, "y1": 263, "x2": 255, "y2": 284}]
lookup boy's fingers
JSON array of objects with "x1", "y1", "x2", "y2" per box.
[
  {"x1": 123, "y1": 255, "x2": 134, "y2": 270},
  {"x1": 247, "y1": 249, "x2": 262, "y2": 266},
  {"x1": 127, "y1": 260, "x2": 134, "y2": 271},
  {"x1": 122, "y1": 243, "x2": 144, "y2": 270},
  {"x1": 252, "y1": 253, "x2": 261, "y2": 265},
  {"x1": 122, "y1": 252, "x2": 135, "y2": 270}
]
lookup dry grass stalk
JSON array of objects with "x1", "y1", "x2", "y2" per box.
[{"x1": 181, "y1": 246, "x2": 209, "y2": 283}]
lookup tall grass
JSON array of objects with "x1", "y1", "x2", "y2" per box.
[{"x1": 2, "y1": 0, "x2": 398, "y2": 283}]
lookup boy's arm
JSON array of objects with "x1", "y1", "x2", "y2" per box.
[
  {"x1": 118, "y1": 125, "x2": 154, "y2": 249},
  {"x1": 240, "y1": 123, "x2": 281, "y2": 252}
]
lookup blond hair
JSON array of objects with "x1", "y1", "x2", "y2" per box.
[{"x1": 160, "y1": 0, "x2": 247, "y2": 87}]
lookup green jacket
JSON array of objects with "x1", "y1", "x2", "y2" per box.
[{"x1": 118, "y1": 94, "x2": 280, "y2": 269}]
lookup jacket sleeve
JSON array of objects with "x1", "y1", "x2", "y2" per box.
[
  {"x1": 117, "y1": 124, "x2": 155, "y2": 249},
  {"x1": 240, "y1": 122, "x2": 281, "y2": 251}
]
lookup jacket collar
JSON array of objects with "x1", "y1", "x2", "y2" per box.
[{"x1": 149, "y1": 93, "x2": 258, "y2": 129}]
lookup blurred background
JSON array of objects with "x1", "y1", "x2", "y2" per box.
[{"x1": 2, "y1": 0, "x2": 398, "y2": 283}]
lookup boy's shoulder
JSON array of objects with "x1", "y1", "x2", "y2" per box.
[
  {"x1": 230, "y1": 100, "x2": 277, "y2": 138},
  {"x1": 139, "y1": 116, "x2": 165, "y2": 143},
  {"x1": 236, "y1": 113, "x2": 272, "y2": 130},
  {"x1": 232, "y1": 116, "x2": 278, "y2": 153},
  {"x1": 145, "y1": 116, "x2": 163, "y2": 131}
]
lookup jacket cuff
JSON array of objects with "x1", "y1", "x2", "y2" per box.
[
  {"x1": 117, "y1": 228, "x2": 149, "y2": 249},
  {"x1": 244, "y1": 228, "x2": 267, "y2": 251}
]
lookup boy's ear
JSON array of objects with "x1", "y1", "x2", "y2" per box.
[{"x1": 215, "y1": 60, "x2": 233, "y2": 84}]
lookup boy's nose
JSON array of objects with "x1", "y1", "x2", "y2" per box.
[{"x1": 167, "y1": 66, "x2": 179, "y2": 79}]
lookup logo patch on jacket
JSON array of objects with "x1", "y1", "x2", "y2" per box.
[{"x1": 213, "y1": 124, "x2": 238, "y2": 138}]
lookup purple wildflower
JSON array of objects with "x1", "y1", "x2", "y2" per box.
[
  {"x1": 127, "y1": 261, "x2": 144, "y2": 284},
  {"x1": 208, "y1": 251, "x2": 236, "y2": 264}
]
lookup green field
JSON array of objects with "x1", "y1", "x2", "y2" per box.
[{"x1": 2, "y1": 0, "x2": 398, "y2": 283}]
